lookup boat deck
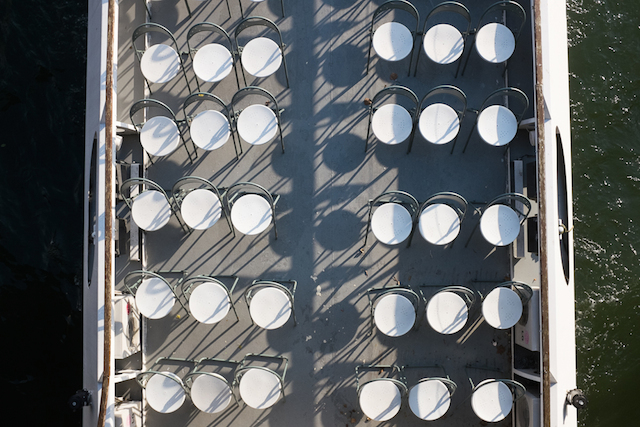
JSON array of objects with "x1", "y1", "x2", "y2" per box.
[{"x1": 113, "y1": 0, "x2": 539, "y2": 425}]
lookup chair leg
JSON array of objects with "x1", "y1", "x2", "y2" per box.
[
  {"x1": 238, "y1": 0, "x2": 244, "y2": 18},
  {"x1": 280, "y1": 0, "x2": 285, "y2": 17},
  {"x1": 366, "y1": 32, "x2": 373, "y2": 75},
  {"x1": 184, "y1": 0, "x2": 192, "y2": 18},
  {"x1": 460, "y1": 38, "x2": 476, "y2": 76},
  {"x1": 278, "y1": 122, "x2": 285, "y2": 153},
  {"x1": 413, "y1": 39, "x2": 423, "y2": 77},
  {"x1": 407, "y1": 40, "x2": 415, "y2": 77},
  {"x1": 365, "y1": 110, "x2": 373, "y2": 153},
  {"x1": 362, "y1": 201, "x2": 373, "y2": 249},
  {"x1": 226, "y1": 0, "x2": 231, "y2": 18},
  {"x1": 282, "y1": 52, "x2": 290, "y2": 88},
  {"x1": 461, "y1": 121, "x2": 477, "y2": 153}
]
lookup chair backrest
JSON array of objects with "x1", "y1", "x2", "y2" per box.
[
  {"x1": 480, "y1": 87, "x2": 530, "y2": 125},
  {"x1": 132, "y1": 22, "x2": 180, "y2": 63},
  {"x1": 371, "y1": 190, "x2": 420, "y2": 218},
  {"x1": 419, "y1": 85, "x2": 467, "y2": 120},
  {"x1": 187, "y1": 22, "x2": 234, "y2": 54},
  {"x1": 424, "y1": 1, "x2": 471, "y2": 34},
  {"x1": 234, "y1": 16, "x2": 285, "y2": 50},
  {"x1": 477, "y1": 1, "x2": 527, "y2": 42},
  {"x1": 485, "y1": 192, "x2": 531, "y2": 224},
  {"x1": 123, "y1": 269, "x2": 171, "y2": 296},
  {"x1": 230, "y1": 86, "x2": 280, "y2": 119},
  {"x1": 119, "y1": 177, "x2": 169, "y2": 210},
  {"x1": 372, "y1": 0, "x2": 420, "y2": 33},
  {"x1": 171, "y1": 176, "x2": 223, "y2": 209},
  {"x1": 421, "y1": 191, "x2": 468, "y2": 221},
  {"x1": 224, "y1": 181, "x2": 275, "y2": 208},
  {"x1": 372, "y1": 85, "x2": 419, "y2": 119},
  {"x1": 129, "y1": 98, "x2": 178, "y2": 130},
  {"x1": 496, "y1": 280, "x2": 533, "y2": 305}
]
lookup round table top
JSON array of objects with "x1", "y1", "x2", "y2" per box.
[
  {"x1": 230, "y1": 193, "x2": 273, "y2": 235},
  {"x1": 140, "y1": 116, "x2": 181, "y2": 157},
  {"x1": 371, "y1": 203, "x2": 413, "y2": 245},
  {"x1": 374, "y1": 293, "x2": 416, "y2": 337},
  {"x1": 418, "y1": 203, "x2": 461, "y2": 245},
  {"x1": 190, "y1": 373, "x2": 233, "y2": 413},
  {"x1": 131, "y1": 190, "x2": 172, "y2": 232},
  {"x1": 373, "y1": 22, "x2": 413, "y2": 62},
  {"x1": 426, "y1": 291, "x2": 469, "y2": 334},
  {"x1": 189, "y1": 282, "x2": 231, "y2": 324},
  {"x1": 419, "y1": 103, "x2": 460, "y2": 145},
  {"x1": 238, "y1": 368, "x2": 282, "y2": 409},
  {"x1": 237, "y1": 104, "x2": 278, "y2": 146},
  {"x1": 423, "y1": 24, "x2": 464, "y2": 64},
  {"x1": 359, "y1": 380, "x2": 402, "y2": 421},
  {"x1": 135, "y1": 277, "x2": 176, "y2": 319},
  {"x1": 482, "y1": 287, "x2": 523, "y2": 329},
  {"x1": 372, "y1": 104, "x2": 413, "y2": 145},
  {"x1": 180, "y1": 189, "x2": 222, "y2": 230},
  {"x1": 475, "y1": 23, "x2": 515, "y2": 63},
  {"x1": 145, "y1": 372, "x2": 186, "y2": 413},
  {"x1": 249, "y1": 287, "x2": 292, "y2": 329},
  {"x1": 140, "y1": 44, "x2": 181, "y2": 83},
  {"x1": 193, "y1": 43, "x2": 233, "y2": 82},
  {"x1": 471, "y1": 381, "x2": 513, "y2": 422},
  {"x1": 408, "y1": 379, "x2": 451, "y2": 420},
  {"x1": 480, "y1": 204, "x2": 521, "y2": 246},
  {"x1": 477, "y1": 105, "x2": 518, "y2": 147},
  {"x1": 241, "y1": 37, "x2": 282, "y2": 77},
  {"x1": 190, "y1": 110, "x2": 230, "y2": 151}
]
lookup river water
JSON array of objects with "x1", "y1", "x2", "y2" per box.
[{"x1": 0, "y1": 0, "x2": 636, "y2": 425}]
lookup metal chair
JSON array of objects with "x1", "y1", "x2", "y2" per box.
[
  {"x1": 129, "y1": 99, "x2": 196, "y2": 164},
  {"x1": 466, "y1": 192, "x2": 531, "y2": 247},
  {"x1": 408, "y1": 85, "x2": 467, "y2": 154},
  {"x1": 230, "y1": 86, "x2": 284, "y2": 153},
  {"x1": 355, "y1": 364, "x2": 408, "y2": 422},
  {"x1": 123, "y1": 270, "x2": 188, "y2": 320},
  {"x1": 366, "y1": 285, "x2": 420, "y2": 337},
  {"x1": 186, "y1": 22, "x2": 240, "y2": 91},
  {"x1": 234, "y1": 17, "x2": 290, "y2": 88},
  {"x1": 244, "y1": 280, "x2": 297, "y2": 329},
  {"x1": 362, "y1": 191, "x2": 420, "y2": 248},
  {"x1": 131, "y1": 22, "x2": 191, "y2": 94},
  {"x1": 120, "y1": 177, "x2": 185, "y2": 232},
  {"x1": 181, "y1": 275, "x2": 239, "y2": 325},
  {"x1": 365, "y1": 85, "x2": 419, "y2": 152},
  {"x1": 411, "y1": 191, "x2": 468, "y2": 246},
  {"x1": 413, "y1": 2, "x2": 471, "y2": 77},
  {"x1": 184, "y1": 357, "x2": 240, "y2": 414},
  {"x1": 224, "y1": 182, "x2": 280, "y2": 238},
  {"x1": 234, "y1": 353, "x2": 288, "y2": 409},
  {"x1": 238, "y1": 0, "x2": 284, "y2": 18},
  {"x1": 403, "y1": 365, "x2": 457, "y2": 421},
  {"x1": 172, "y1": 176, "x2": 233, "y2": 234},
  {"x1": 136, "y1": 357, "x2": 195, "y2": 414},
  {"x1": 481, "y1": 280, "x2": 532, "y2": 329},
  {"x1": 461, "y1": 1, "x2": 527, "y2": 76},
  {"x1": 466, "y1": 366, "x2": 526, "y2": 422},
  {"x1": 462, "y1": 87, "x2": 529, "y2": 152},
  {"x1": 367, "y1": 0, "x2": 420, "y2": 77},
  {"x1": 421, "y1": 285, "x2": 476, "y2": 334}
]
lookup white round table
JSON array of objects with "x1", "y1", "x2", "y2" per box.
[
  {"x1": 249, "y1": 287, "x2": 292, "y2": 330},
  {"x1": 480, "y1": 204, "x2": 521, "y2": 246},
  {"x1": 371, "y1": 203, "x2": 413, "y2": 245},
  {"x1": 374, "y1": 293, "x2": 416, "y2": 337},
  {"x1": 475, "y1": 23, "x2": 515, "y2": 63},
  {"x1": 359, "y1": 380, "x2": 402, "y2": 421},
  {"x1": 145, "y1": 372, "x2": 186, "y2": 413},
  {"x1": 241, "y1": 37, "x2": 282, "y2": 77},
  {"x1": 131, "y1": 190, "x2": 172, "y2": 232},
  {"x1": 140, "y1": 116, "x2": 181, "y2": 157},
  {"x1": 238, "y1": 368, "x2": 282, "y2": 409},
  {"x1": 373, "y1": 22, "x2": 413, "y2": 62},
  {"x1": 193, "y1": 43, "x2": 233, "y2": 82},
  {"x1": 190, "y1": 373, "x2": 233, "y2": 413},
  {"x1": 408, "y1": 379, "x2": 451, "y2": 420},
  {"x1": 135, "y1": 277, "x2": 176, "y2": 319},
  {"x1": 482, "y1": 287, "x2": 523, "y2": 329},
  {"x1": 189, "y1": 282, "x2": 231, "y2": 324},
  {"x1": 190, "y1": 110, "x2": 230, "y2": 151},
  {"x1": 419, "y1": 103, "x2": 460, "y2": 145},
  {"x1": 230, "y1": 194, "x2": 273, "y2": 235},
  {"x1": 477, "y1": 105, "x2": 518, "y2": 147},
  {"x1": 426, "y1": 291, "x2": 469, "y2": 334},
  {"x1": 423, "y1": 24, "x2": 464, "y2": 64},
  {"x1": 180, "y1": 189, "x2": 222, "y2": 230},
  {"x1": 140, "y1": 44, "x2": 181, "y2": 83},
  {"x1": 418, "y1": 203, "x2": 461, "y2": 245},
  {"x1": 237, "y1": 104, "x2": 278, "y2": 146},
  {"x1": 471, "y1": 381, "x2": 513, "y2": 422},
  {"x1": 372, "y1": 104, "x2": 413, "y2": 145}
]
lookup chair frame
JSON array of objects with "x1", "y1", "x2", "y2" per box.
[
  {"x1": 462, "y1": 87, "x2": 529, "y2": 153},
  {"x1": 131, "y1": 22, "x2": 191, "y2": 94},
  {"x1": 186, "y1": 22, "x2": 240, "y2": 92},
  {"x1": 224, "y1": 181, "x2": 280, "y2": 239},
  {"x1": 480, "y1": 280, "x2": 533, "y2": 306},
  {"x1": 465, "y1": 365, "x2": 526, "y2": 419},
  {"x1": 129, "y1": 98, "x2": 197, "y2": 164},
  {"x1": 420, "y1": 285, "x2": 477, "y2": 334},
  {"x1": 465, "y1": 192, "x2": 531, "y2": 247},
  {"x1": 355, "y1": 364, "x2": 408, "y2": 421},
  {"x1": 120, "y1": 177, "x2": 187, "y2": 232},
  {"x1": 244, "y1": 279, "x2": 297, "y2": 327},
  {"x1": 234, "y1": 16, "x2": 290, "y2": 88},
  {"x1": 410, "y1": 191, "x2": 468, "y2": 246},
  {"x1": 366, "y1": 284, "x2": 421, "y2": 335},
  {"x1": 367, "y1": 0, "x2": 420, "y2": 77},
  {"x1": 136, "y1": 356, "x2": 197, "y2": 411},
  {"x1": 171, "y1": 176, "x2": 234, "y2": 235},
  {"x1": 180, "y1": 275, "x2": 240, "y2": 323},
  {"x1": 123, "y1": 270, "x2": 189, "y2": 317},
  {"x1": 413, "y1": 2, "x2": 471, "y2": 78},
  {"x1": 238, "y1": 0, "x2": 284, "y2": 18},
  {"x1": 233, "y1": 353, "x2": 289, "y2": 407},
  {"x1": 365, "y1": 85, "x2": 419, "y2": 152},
  {"x1": 231, "y1": 86, "x2": 285, "y2": 153},
  {"x1": 184, "y1": 357, "x2": 241, "y2": 411},
  {"x1": 402, "y1": 364, "x2": 457, "y2": 409},
  {"x1": 362, "y1": 190, "x2": 420, "y2": 249}
]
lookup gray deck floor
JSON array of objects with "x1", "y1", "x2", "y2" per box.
[{"x1": 114, "y1": 0, "x2": 538, "y2": 425}]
